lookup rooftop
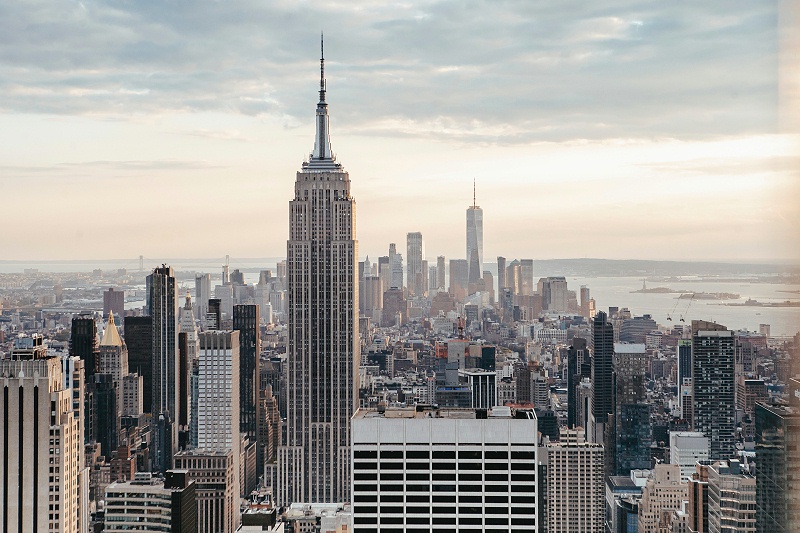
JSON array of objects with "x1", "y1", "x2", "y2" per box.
[{"x1": 354, "y1": 405, "x2": 534, "y2": 420}]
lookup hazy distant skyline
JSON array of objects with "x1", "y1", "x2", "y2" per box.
[{"x1": 1, "y1": 1, "x2": 798, "y2": 262}]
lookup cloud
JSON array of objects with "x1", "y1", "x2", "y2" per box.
[
  {"x1": 0, "y1": 159, "x2": 222, "y2": 179},
  {"x1": 0, "y1": 0, "x2": 779, "y2": 143}
]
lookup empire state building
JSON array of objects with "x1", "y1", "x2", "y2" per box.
[{"x1": 275, "y1": 41, "x2": 360, "y2": 505}]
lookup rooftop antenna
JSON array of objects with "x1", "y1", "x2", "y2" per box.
[
  {"x1": 319, "y1": 32, "x2": 326, "y2": 101},
  {"x1": 473, "y1": 178, "x2": 477, "y2": 208}
]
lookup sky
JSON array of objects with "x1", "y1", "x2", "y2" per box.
[{"x1": 1, "y1": 0, "x2": 798, "y2": 264}]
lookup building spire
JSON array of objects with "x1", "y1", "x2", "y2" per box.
[
  {"x1": 311, "y1": 32, "x2": 334, "y2": 162},
  {"x1": 319, "y1": 32, "x2": 326, "y2": 104},
  {"x1": 473, "y1": 178, "x2": 476, "y2": 208}
]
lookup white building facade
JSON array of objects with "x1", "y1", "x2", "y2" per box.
[{"x1": 352, "y1": 406, "x2": 538, "y2": 532}]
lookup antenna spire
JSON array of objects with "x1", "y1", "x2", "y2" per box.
[
  {"x1": 473, "y1": 178, "x2": 476, "y2": 208},
  {"x1": 319, "y1": 32, "x2": 326, "y2": 102}
]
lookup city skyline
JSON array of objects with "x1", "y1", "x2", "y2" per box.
[{"x1": 1, "y1": 2, "x2": 798, "y2": 262}]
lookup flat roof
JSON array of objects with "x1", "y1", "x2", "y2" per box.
[{"x1": 353, "y1": 406, "x2": 532, "y2": 420}]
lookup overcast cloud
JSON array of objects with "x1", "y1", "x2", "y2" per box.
[
  {"x1": 0, "y1": 0, "x2": 796, "y2": 262},
  {"x1": 0, "y1": 0, "x2": 779, "y2": 141}
]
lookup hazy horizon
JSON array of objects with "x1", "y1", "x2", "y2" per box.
[{"x1": 2, "y1": 1, "x2": 798, "y2": 262}]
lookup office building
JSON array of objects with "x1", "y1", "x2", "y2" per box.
[
  {"x1": 352, "y1": 406, "x2": 538, "y2": 532},
  {"x1": 638, "y1": 463, "x2": 688, "y2": 533},
  {"x1": 103, "y1": 287, "x2": 125, "y2": 319},
  {"x1": 360, "y1": 276, "x2": 382, "y2": 321},
  {"x1": 389, "y1": 242, "x2": 403, "y2": 289},
  {"x1": 275, "y1": 44, "x2": 359, "y2": 506},
  {"x1": 233, "y1": 305, "x2": 260, "y2": 460},
  {"x1": 104, "y1": 471, "x2": 196, "y2": 533},
  {"x1": 519, "y1": 259, "x2": 533, "y2": 296},
  {"x1": 707, "y1": 460, "x2": 756, "y2": 533},
  {"x1": 71, "y1": 314, "x2": 99, "y2": 380},
  {"x1": 670, "y1": 431, "x2": 710, "y2": 481},
  {"x1": 591, "y1": 311, "x2": 614, "y2": 444},
  {"x1": 207, "y1": 298, "x2": 221, "y2": 330},
  {"x1": 544, "y1": 428, "x2": 605, "y2": 533},
  {"x1": 436, "y1": 255, "x2": 446, "y2": 290},
  {"x1": 124, "y1": 315, "x2": 152, "y2": 413},
  {"x1": 692, "y1": 321, "x2": 735, "y2": 460},
  {"x1": 406, "y1": 231, "x2": 424, "y2": 297},
  {"x1": 619, "y1": 314, "x2": 657, "y2": 344},
  {"x1": 539, "y1": 276, "x2": 568, "y2": 314},
  {"x1": 567, "y1": 337, "x2": 591, "y2": 429},
  {"x1": 197, "y1": 330, "x2": 240, "y2": 454},
  {"x1": 149, "y1": 264, "x2": 179, "y2": 474},
  {"x1": 755, "y1": 402, "x2": 800, "y2": 532},
  {"x1": 449, "y1": 258, "x2": 469, "y2": 299},
  {"x1": 496, "y1": 256, "x2": 506, "y2": 292},
  {"x1": 613, "y1": 343, "x2": 651, "y2": 475},
  {"x1": 466, "y1": 183, "x2": 483, "y2": 285},
  {"x1": 195, "y1": 273, "x2": 211, "y2": 322},
  {"x1": 174, "y1": 449, "x2": 239, "y2": 533},
  {"x1": 678, "y1": 339, "x2": 693, "y2": 423},
  {"x1": 121, "y1": 372, "x2": 143, "y2": 417},
  {"x1": 687, "y1": 462, "x2": 710, "y2": 533},
  {"x1": 459, "y1": 369, "x2": 497, "y2": 409},
  {"x1": 98, "y1": 312, "x2": 128, "y2": 412},
  {"x1": 93, "y1": 373, "x2": 118, "y2": 457},
  {"x1": 579, "y1": 286, "x2": 591, "y2": 318},
  {"x1": 0, "y1": 347, "x2": 87, "y2": 533}
]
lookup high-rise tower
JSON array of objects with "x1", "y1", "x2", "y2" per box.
[
  {"x1": 275, "y1": 38, "x2": 359, "y2": 506},
  {"x1": 406, "y1": 231, "x2": 424, "y2": 297},
  {"x1": 591, "y1": 311, "x2": 615, "y2": 444},
  {"x1": 692, "y1": 320, "x2": 736, "y2": 460},
  {"x1": 466, "y1": 179, "x2": 483, "y2": 284},
  {"x1": 148, "y1": 265, "x2": 179, "y2": 474}
]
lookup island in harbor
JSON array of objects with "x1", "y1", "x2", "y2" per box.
[{"x1": 722, "y1": 298, "x2": 800, "y2": 307}]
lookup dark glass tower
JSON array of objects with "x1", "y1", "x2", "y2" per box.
[
  {"x1": 148, "y1": 265, "x2": 178, "y2": 473},
  {"x1": 233, "y1": 304, "x2": 260, "y2": 467},
  {"x1": 93, "y1": 373, "x2": 118, "y2": 457},
  {"x1": 70, "y1": 314, "x2": 99, "y2": 379},
  {"x1": 755, "y1": 401, "x2": 800, "y2": 532},
  {"x1": 591, "y1": 311, "x2": 614, "y2": 443},
  {"x1": 124, "y1": 316, "x2": 153, "y2": 413}
]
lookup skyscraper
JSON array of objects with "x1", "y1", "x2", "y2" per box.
[
  {"x1": 591, "y1": 311, "x2": 615, "y2": 444},
  {"x1": 195, "y1": 273, "x2": 211, "y2": 321},
  {"x1": 197, "y1": 330, "x2": 240, "y2": 453},
  {"x1": 123, "y1": 315, "x2": 152, "y2": 413},
  {"x1": 233, "y1": 304, "x2": 260, "y2": 471},
  {"x1": 103, "y1": 287, "x2": 125, "y2": 319},
  {"x1": 466, "y1": 180, "x2": 483, "y2": 284},
  {"x1": 0, "y1": 340, "x2": 88, "y2": 533},
  {"x1": 148, "y1": 264, "x2": 179, "y2": 474},
  {"x1": 276, "y1": 41, "x2": 359, "y2": 505},
  {"x1": 406, "y1": 231, "x2": 424, "y2": 297},
  {"x1": 70, "y1": 314, "x2": 99, "y2": 381},
  {"x1": 755, "y1": 401, "x2": 800, "y2": 532},
  {"x1": 545, "y1": 428, "x2": 605, "y2": 533},
  {"x1": 436, "y1": 255, "x2": 446, "y2": 290},
  {"x1": 352, "y1": 406, "x2": 539, "y2": 531},
  {"x1": 496, "y1": 256, "x2": 506, "y2": 292},
  {"x1": 692, "y1": 320, "x2": 736, "y2": 460}
]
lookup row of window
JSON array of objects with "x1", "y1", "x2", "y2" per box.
[
  {"x1": 353, "y1": 482, "x2": 536, "y2": 492},
  {"x1": 354, "y1": 450, "x2": 535, "y2": 460}
]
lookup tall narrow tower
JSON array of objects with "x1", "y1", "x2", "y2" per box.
[
  {"x1": 148, "y1": 264, "x2": 178, "y2": 474},
  {"x1": 276, "y1": 38, "x2": 359, "y2": 505},
  {"x1": 466, "y1": 179, "x2": 483, "y2": 284}
]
